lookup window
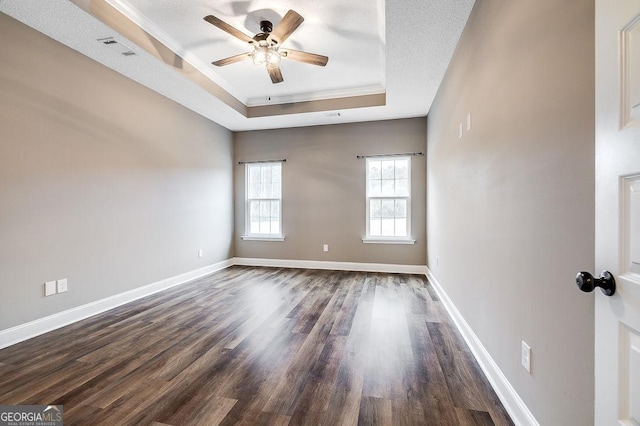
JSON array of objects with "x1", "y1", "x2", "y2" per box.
[
  {"x1": 365, "y1": 156, "x2": 414, "y2": 243},
  {"x1": 243, "y1": 162, "x2": 283, "y2": 240}
]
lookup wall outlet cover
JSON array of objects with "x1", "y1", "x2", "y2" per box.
[{"x1": 57, "y1": 278, "x2": 68, "y2": 293}]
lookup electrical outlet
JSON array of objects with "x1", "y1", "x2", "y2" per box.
[
  {"x1": 323, "y1": 244, "x2": 329, "y2": 252},
  {"x1": 521, "y1": 340, "x2": 531, "y2": 373},
  {"x1": 57, "y1": 278, "x2": 68, "y2": 293},
  {"x1": 467, "y1": 113, "x2": 472, "y2": 131},
  {"x1": 44, "y1": 281, "x2": 56, "y2": 297},
  {"x1": 198, "y1": 249, "x2": 203, "y2": 258}
]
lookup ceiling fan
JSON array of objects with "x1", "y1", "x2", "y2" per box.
[{"x1": 203, "y1": 10, "x2": 328, "y2": 84}]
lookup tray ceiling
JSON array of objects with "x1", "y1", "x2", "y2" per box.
[{"x1": 0, "y1": 0, "x2": 475, "y2": 131}]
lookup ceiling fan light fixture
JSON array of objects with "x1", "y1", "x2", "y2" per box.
[
  {"x1": 252, "y1": 46, "x2": 281, "y2": 68},
  {"x1": 205, "y1": 10, "x2": 327, "y2": 83}
]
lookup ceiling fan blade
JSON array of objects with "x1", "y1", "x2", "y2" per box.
[
  {"x1": 270, "y1": 10, "x2": 304, "y2": 44},
  {"x1": 212, "y1": 52, "x2": 252, "y2": 67},
  {"x1": 267, "y1": 66, "x2": 284, "y2": 84},
  {"x1": 203, "y1": 15, "x2": 253, "y2": 43},
  {"x1": 281, "y1": 49, "x2": 328, "y2": 67}
]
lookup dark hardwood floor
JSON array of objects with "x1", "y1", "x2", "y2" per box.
[{"x1": 0, "y1": 267, "x2": 513, "y2": 425}]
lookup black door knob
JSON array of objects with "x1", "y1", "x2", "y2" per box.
[{"x1": 576, "y1": 271, "x2": 616, "y2": 296}]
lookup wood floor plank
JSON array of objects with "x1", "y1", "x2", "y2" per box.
[
  {"x1": 456, "y1": 407, "x2": 497, "y2": 425},
  {"x1": 2, "y1": 360, "x2": 99, "y2": 404},
  {"x1": 0, "y1": 266, "x2": 512, "y2": 425},
  {"x1": 56, "y1": 327, "x2": 201, "y2": 414},
  {"x1": 322, "y1": 355, "x2": 364, "y2": 426},
  {"x1": 288, "y1": 334, "x2": 347, "y2": 424},
  {"x1": 461, "y1": 350, "x2": 516, "y2": 426},
  {"x1": 330, "y1": 273, "x2": 366, "y2": 336},
  {"x1": 93, "y1": 378, "x2": 174, "y2": 425},
  {"x1": 74, "y1": 327, "x2": 207, "y2": 410},
  {"x1": 358, "y1": 396, "x2": 393, "y2": 426},
  {"x1": 322, "y1": 276, "x2": 371, "y2": 425},
  {"x1": 161, "y1": 395, "x2": 237, "y2": 426},
  {"x1": 62, "y1": 404, "x2": 106, "y2": 425},
  {"x1": 262, "y1": 273, "x2": 347, "y2": 416}
]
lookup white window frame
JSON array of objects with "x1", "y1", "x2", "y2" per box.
[
  {"x1": 363, "y1": 156, "x2": 415, "y2": 244},
  {"x1": 241, "y1": 162, "x2": 285, "y2": 241}
]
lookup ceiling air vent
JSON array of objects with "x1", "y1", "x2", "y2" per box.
[{"x1": 97, "y1": 37, "x2": 136, "y2": 57}]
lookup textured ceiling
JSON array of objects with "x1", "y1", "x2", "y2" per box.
[{"x1": 0, "y1": 0, "x2": 475, "y2": 131}]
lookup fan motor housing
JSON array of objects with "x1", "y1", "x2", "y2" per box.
[{"x1": 259, "y1": 20, "x2": 273, "y2": 33}]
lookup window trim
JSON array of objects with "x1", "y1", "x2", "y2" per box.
[
  {"x1": 241, "y1": 235, "x2": 285, "y2": 242},
  {"x1": 363, "y1": 156, "x2": 415, "y2": 244},
  {"x1": 242, "y1": 162, "x2": 284, "y2": 241},
  {"x1": 362, "y1": 237, "x2": 416, "y2": 244}
]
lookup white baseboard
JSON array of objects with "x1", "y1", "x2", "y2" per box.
[
  {"x1": 426, "y1": 268, "x2": 539, "y2": 426},
  {"x1": 233, "y1": 257, "x2": 428, "y2": 275},
  {"x1": 0, "y1": 259, "x2": 234, "y2": 350}
]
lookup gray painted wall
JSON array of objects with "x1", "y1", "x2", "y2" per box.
[
  {"x1": 426, "y1": 1, "x2": 595, "y2": 424},
  {"x1": 234, "y1": 119, "x2": 427, "y2": 265},
  {"x1": 0, "y1": 14, "x2": 234, "y2": 330}
]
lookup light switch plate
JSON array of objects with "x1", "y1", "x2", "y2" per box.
[
  {"x1": 57, "y1": 278, "x2": 68, "y2": 293},
  {"x1": 44, "y1": 281, "x2": 56, "y2": 296},
  {"x1": 522, "y1": 340, "x2": 531, "y2": 373}
]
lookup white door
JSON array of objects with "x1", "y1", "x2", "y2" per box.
[{"x1": 594, "y1": 0, "x2": 640, "y2": 424}]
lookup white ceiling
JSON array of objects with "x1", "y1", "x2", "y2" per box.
[{"x1": 0, "y1": 0, "x2": 475, "y2": 131}]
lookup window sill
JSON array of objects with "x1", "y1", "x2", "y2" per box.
[
  {"x1": 241, "y1": 235, "x2": 285, "y2": 242},
  {"x1": 362, "y1": 238, "x2": 416, "y2": 245}
]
